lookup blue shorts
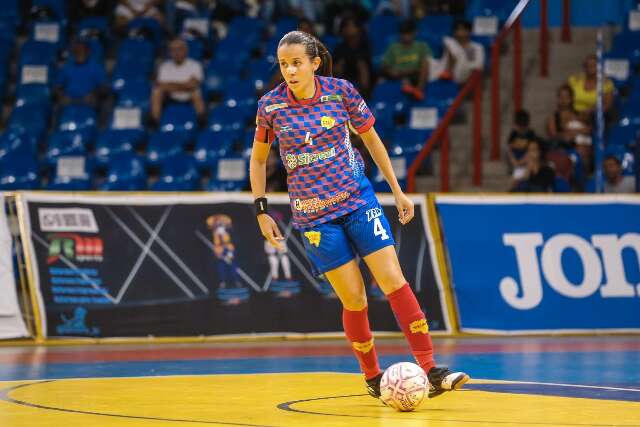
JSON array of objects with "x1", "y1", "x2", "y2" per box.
[{"x1": 300, "y1": 186, "x2": 395, "y2": 275}]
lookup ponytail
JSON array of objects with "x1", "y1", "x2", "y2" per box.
[{"x1": 278, "y1": 30, "x2": 333, "y2": 77}]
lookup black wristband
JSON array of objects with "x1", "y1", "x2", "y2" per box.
[{"x1": 255, "y1": 197, "x2": 268, "y2": 216}]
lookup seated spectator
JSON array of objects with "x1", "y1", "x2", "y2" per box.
[
  {"x1": 55, "y1": 39, "x2": 107, "y2": 107},
  {"x1": 333, "y1": 16, "x2": 372, "y2": 98},
  {"x1": 602, "y1": 155, "x2": 636, "y2": 193},
  {"x1": 568, "y1": 54, "x2": 614, "y2": 123},
  {"x1": 151, "y1": 38, "x2": 205, "y2": 123},
  {"x1": 547, "y1": 84, "x2": 592, "y2": 150},
  {"x1": 115, "y1": 0, "x2": 164, "y2": 34},
  {"x1": 381, "y1": 19, "x2": 431, "y2": 101},
  {"x1": 512, "y1": 140, "x2": 555, "y2": 193},
  {"x1": 507, "y1": 110, "x2": 539, "y2": 180},
  {"x1": 431, "y1": 20, "x2": 485, "y2": 84}
]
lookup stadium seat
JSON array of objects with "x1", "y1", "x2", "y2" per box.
[
  {"x1": 207, "y1": 106, "x2": 249, "y2": 132},
  {"x1": 203, "y1": 59, "x2": 241, "y2": 98},
  {"x1": 194, "y1": 130, "x2": 238, "y2": 170},
  {"x1": 146, "y1": 131, "x2": 190, "y2": 166},
  {"x1": 0, "y1": 131, "x2": 39, "y2": 161},
  {"x1": 45, "y1": 131, "x2": 90, "y2": 167},
  {"x1": 226, "y1": 16, "x2": 263, "y2": 46},
  {"x1": 115, "y1": 80, "x2": 151, "y2": 113},
  {"x1": 611, "y1": 31, "x2": 640, "y2": 66},
  {"x1": 408, "y1": 101, "x2": 445, "y2": 131},
  {"x1": 76, "y1": 16, "x2": 110, "y2": 39},
  {"x1": 101, "y1": 153, "x2": 148, "y2": 191},
  {"x1": 32, "y1": 0, "x2": 67, "y2": 23},
  {"x1": 115, "y1": 38, "x2": 155, "y2": 73},
  {"x1": 211, "y1": 35, "x2": 251, "y2": 68},
  {"x1": 0, "y1": 149, "x2": 40, "y2": 190},
  {"x1": 553, "y1": 176, "x2": 571, "y2": 193},
  {"x1": 30, "y1": 21, "x2": 64, "y2": 47},
  {"x1": 608, "y1": 124, "x2": 639, "y2": 147},
  {"x1": 19, "y1": 40, "x2": 57, "y2": 66},
  {"x1": 603, "y1": 54, "x2": 631, "y2": 89},
  {"x1": 159, "y1": 103, "x2": 198, "y2": 139},
  {"x1": 15, "y1": 83, "x2": 51, "y2": 109},
  {"x1": 425, "y1": 80, "x2": 459, "y2": 107},
  {"x1": 371, "y1": 80, "x2": 410, "y2": 116},
  {"x1": 272, "y1": 17, "x2": 298, "y2": 39},
  {"x1": 109, "y1": 106, "x2": 145, "y2": 131},
  {"x1": 184, "y1": 36, "x2": 205, "y2": 60},
  {"x1": 47, "y1": 156, "x2": 94, "y2": 190},
  {"x1": 95, "y1": 129, "x2": 146, "y2": 166},
  {"x1": 152, "y1": 153, "x2": 200, "y2": 191},
  {"x1": 247, "y1": 59, "x2": 275, "y2": 91},
  {"x1": 222, "y1": 80, "x2": 257, "y2": 109},
  {"x1": 57, "y1": 104, "x2": 97, "y2": 141},
  {"x1": 391, "y1": 127, "x2": 433, "y2": 157},
  {"x1": 7, "y1": 105, "x2": 49, "y2": 143},
  {"x1": 205, "y1": 156, "x2": 248, "y2": 191},
  {"x1": 127, "y1": 17, "x2": 164, "y2": 48},
  {"x1": 0, "y1": 1, "x2": 19, "y2": 26},
  {"x1": 369, "y1": 154, "x2": 408, "y2": 192}
]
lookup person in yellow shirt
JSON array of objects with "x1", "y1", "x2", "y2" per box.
[{"x1": 568, "y1": 54, "x2": 614, "y2": 122}]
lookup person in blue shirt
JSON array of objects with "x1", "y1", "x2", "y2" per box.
[{"x1": 56, "y1": 39, "x2": 107, "y2": 106}]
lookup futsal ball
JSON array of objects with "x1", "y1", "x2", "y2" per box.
[{"x1": 379, "y1": 362, "x2": 429, "y2": 412}]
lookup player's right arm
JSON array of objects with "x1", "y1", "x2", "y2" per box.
[{"x1": 250, "y1": 138, "x2": 284, "y2": 250}]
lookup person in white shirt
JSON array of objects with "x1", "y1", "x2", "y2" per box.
[
  {"x1": 603, "y1": 155, "x2": 636, "y2": 193},
  {"x1": 115, "y1": 0, "x2": 164, "y2": 33},
  {"x1": 151, "y1": 38, "x2": 205, "y2": 122},
  {"x1": 430, "y1": 20, "x2": 485, "y2": 84}
]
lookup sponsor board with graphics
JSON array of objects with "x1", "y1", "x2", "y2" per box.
[
  {"x1": 435, "y1": 195, "x2": 640, "y2": 333},
  {"x1": 20, "y1": 192, "x2": 452, "y2": 338}
]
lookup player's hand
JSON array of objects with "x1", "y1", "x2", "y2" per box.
[
  {"x1": 394, "y1": 192, "x2": 414, "y2": 225},
  {"x1": 257, "y1": 214, "x2": 284, "y2": 250}
]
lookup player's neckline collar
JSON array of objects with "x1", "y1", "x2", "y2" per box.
[{"x1": 286, "y1": 77, "x2": 321, "y2": 106}]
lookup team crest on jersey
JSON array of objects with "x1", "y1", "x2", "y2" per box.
[
  {"x1": 304, "y1": 231, "x2": 321, "y2": 247},
  {"x1": 265, "y1": 103, "x2": 288, "y2": 113},
  {"x1": 321, "y1": 116, "x2": 335, "y2": 129}
]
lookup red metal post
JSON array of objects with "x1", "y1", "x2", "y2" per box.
[
  {"x1": 514, "y1": 17, "x2": 522, "y2": 112},
  {"x1": 540, "y1": 0, "x2": 549, "y2": 77},
  {"x1": 490, "y1": 42, "x2": 501, "y2": 160},
  {"x1": 441, "y1": 130, "x2": 450, "y2": 192},
  {"x1": 473, "y1": 78, "x2": 483, "y2": 186},
  {"x1": 562, "y1": 0, "x2": 571, "y2": 42}
]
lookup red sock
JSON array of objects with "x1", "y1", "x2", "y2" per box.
[
  {"x1": 387, "y1": 284, "x2": 436, "y2": 373},
  {"x1": 342, "y1": 307, "x2": 381, "y2": 380}
]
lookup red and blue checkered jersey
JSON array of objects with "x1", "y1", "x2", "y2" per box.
[{"x1": 255, "y1": 76, "x2": 376, "y2": 229}]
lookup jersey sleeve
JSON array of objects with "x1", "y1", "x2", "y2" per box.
[
  {"x1": 254, "y1": 98, "x2": 275, "y2": 144},
  {"x1": 342, "y1": 80, "x2": 375, "y2": 134}
]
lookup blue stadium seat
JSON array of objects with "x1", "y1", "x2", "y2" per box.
[
  {"x1": 223, "y1": 80, "x2": 257, "y2": 109},
  {"x1": 57, "y1": 104, "x2": 97, "y2": 141},
  {"x1": 108, "y1": 106, "x2": 145, "y2": 131},
  {"x1": 116, "y1": 38, "x2": 155, "y2": 73},
  {"x1": 32, "y1": 0, "x2": 67, "y2": 23},
  {"x1": 115, "y1": 80, "x2": 151, "y2": 112},
  {"x1": 146, "y1": 131, "x2": 190, "y2": 166},
  {"x1": 194, "y1": 129, "x2": 238, "y2": 170},
  {"x1": 15, "y1": 83, "x2": 51, "y2": 109},
  {"x1": 426, "y1": 80, "x2": 459, "y2": 107},
  {"x1": 212, "y1": 35, "x2": 251, "y2": 68},
  {"x1": 111, "y1": 62, "x2": 150, "y2": 93},
  {"x1": 392, "y1": 128, "x2": 433, "y2": 157},
  {"x1": 247, "y1": 59, "x2": 275, "y2": 91},
  {"x1": 0, "y1": 131, "x2": 39, "y2": 161},
  {"x1": 0, "y1": 1, "x2": 19, "y2": 26},
  {"x1": 159, "y1": 103, "x2": 198, "y2": 139},
  {"x1": 226, "y1": 16, "x2": 263, "y2": 45},
  {"x1": 30, "y1": 21, "x2": 65, "y2": 47},
  {"x1": 45, "y1": 131, "x2": 89, "y2": 167},
  {"x1": 101, "y1": 153, "x2": 148, "y2": 191},
  {"x1": 127, "y1": 17, "x2": 164, "y2": 48},
  {"x1": 152, "y1": 153, "x2": 200, "y2": 191},
  {"x1": 368, "y1": 15, "x2": 399, "y2": 41},
  {"x1": 465, "y1": 0, "x2": 517, "y2": 22},
  {"x1": 95, "y1": 129, "x2": 145, "y2": 166},
  {"x1": 371, "y1": 80, "x2": 409, "y2": 116},
  {"x1": 19, "y1": 40, "x2": 57, "y2": 66},
  {"x1": 185, "y1": 36, "x2": 205, "y2": 60},
  {"x1": 611, "y1": 31, "x2": 640, "y2": 66},
  {"x1": 207, "y1": 105, "x2": 248, "y2": 132},
  {"x1": 203, "y1": 60, "x2": 240, "y2": 98},
  {"x1": 205, "y1": 156, "x2": 248, "y2": 191},
  {"x1": 408, "y1": 101, "x2": 444, "y2": 131},
  {"x1": 7, "y1": 106, "x2": 49, "y2": 143},
  {"x1": 553, "y1": 176, "x2": 571, "y2": 193},
  {"x1": 603, "y1": 54, "x2": 632, "y2": 89},
  {"x1": 369, "y1": 154, "x2": 408, "y2": 192},
  {"x1": 371, "y1": 34, "x2": 397, "y2": 69},
  {"x1": 272, "y1": 17, "x2": 298, "y2": 39},
  {"x1": 608, "y1": 124, "x2": 639, "y2": 147},
  {"x1": 47, "y1": 156, "x2": 94, "y2": 190},
  {"x1": 0, "y1": 149, "x2": 39, "y2": 190},
  {"x1": 77, "y1": 17, "x2": 110, "y2": 39}
]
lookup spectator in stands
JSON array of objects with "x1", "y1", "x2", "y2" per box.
[
  {"x1": 381, "y1": 19, "x2": 431, "y2": 101},
  {"x1": 602, "y1": 155, "x2": 636, "y2": 193},
  {"x1": 333, "y1": 16, "x2": 372, "y2": 98},
  {"x1": 507, "y1": 110, "x2": 539, "y2": 179},
  {"x1": 55, "y1": 39, "x2": 107, "y2": 107},
  {"x1": 151, "y1": 38, "x2": 205, "y2": 123},
  {"x1": 115, "y1": 0, "x2": 164, "y2": 33},
  {"x1": 431, "y1": 20, "x2": 484, "y2": 83},
  {"x1": 568, "y1": 54, "x2": 614, "y2": 122},
  {"x1": 546, "y1": 84, "x2": 592, "y2": 150},
  {"x1": 511, "y1": 140, "x2": 555, "y2": 192}
]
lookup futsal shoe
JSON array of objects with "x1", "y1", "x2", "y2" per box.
[
  {"x1": 365, "y1": 373, "x2": 383, "y2": 398},
  {"x1": 427, "y1": 366, "x2": 470, "y2": 398}
]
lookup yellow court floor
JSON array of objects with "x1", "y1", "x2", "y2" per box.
[{"x1": 1, "y1": 373, "x2": 639, "y2": 427}]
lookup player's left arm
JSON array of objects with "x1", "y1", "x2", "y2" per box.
[{"x1": 360, "y1": 128, "x2": 414, "y2": 225}]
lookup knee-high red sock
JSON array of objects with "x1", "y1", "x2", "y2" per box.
[
  {"x1": 387, "y1": 284, "x2": 436, "y2": 372},
  {"x1": 342, "y1": 307, "x2": 381, "y2": 380}
]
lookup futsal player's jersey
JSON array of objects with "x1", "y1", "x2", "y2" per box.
[{"x1": 255, "y1": 76, "x2": 376, "y2": 229}]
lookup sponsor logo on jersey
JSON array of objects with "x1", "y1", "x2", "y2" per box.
[
  {"x1": 352, "y1": 338, "x2": 374, "y2": 353},
  {"x1": 294, "y1": 192, "x2": 351, "y2": 214},
  {"x1": 286, "y1": 147, "x2": 336, "y2": 170},
  {"x1": 304, "y1": 231, "x2": 321, "y2": 247},
  {"x1": 265, "y1": 102, "x2": 288, "y2": 113},
  {"x1": 409, "y1": 318, "x2": 429, "y2": 334},
  {"x1": 320, "y1": 94, "x2": 342, "y2": 103},
  {"x1": 366, "y1": 207, "x2": 383, "y2": 222},
  {"x1": 321, "y1": 116, "x2": 335, "y2": 129}
]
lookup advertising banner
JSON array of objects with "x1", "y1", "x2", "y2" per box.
[
  {"x1": 0, "y1": 194, "x2": 29, "y2": 339},
  {"x1": 436, "y1": 195, "x2": 640, "y2": 333},
  {"x1": 20, "y1": 192, "x2": 452, "y2": 338}
]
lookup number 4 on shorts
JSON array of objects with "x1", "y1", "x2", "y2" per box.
[{"x1": 373, "y1": 217, "x2": 389, "y2": 240}]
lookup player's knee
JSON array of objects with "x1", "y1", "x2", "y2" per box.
[{"x1": 341, "y1": 292, "x2": 368, "y2": 311}]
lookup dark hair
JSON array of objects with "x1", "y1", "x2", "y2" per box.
[
  {"x1": 453, "y1": 20, "x2": 472, "y2": 32},
  {"x1": 514, "y1": 109, "x2": 530, "y2": 127},
  {"x1": 557, "y1": 83, "x2": 574, "y2": 99},
  {"x1": 604, "y1": 154, "x2": 621, "y2": 165},
  {"x1": 278, "y1": 30, "x2": 333, "y2": 77},
  {"x1": 399, "y1": 19, "x2": 417, "y2": 34}
]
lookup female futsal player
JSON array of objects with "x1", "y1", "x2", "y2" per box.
[{"x1": 249, "y1": 30, "x2": 469, "y2": 399}]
